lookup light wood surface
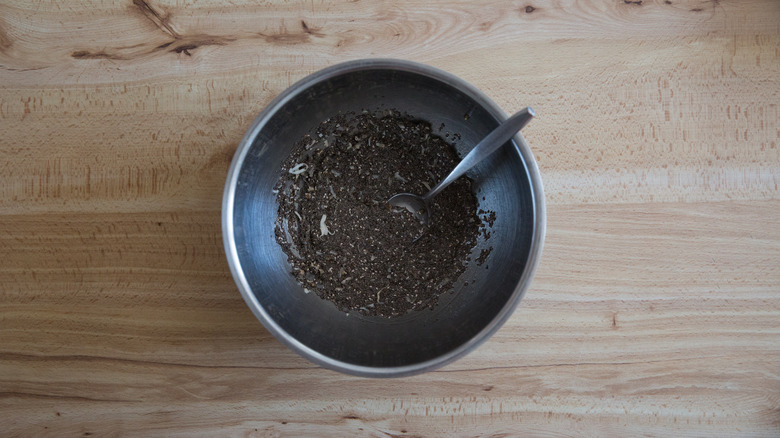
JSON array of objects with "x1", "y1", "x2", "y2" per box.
[{"x1": 2, "y1": 0, "x2": 779, "y2": 436}]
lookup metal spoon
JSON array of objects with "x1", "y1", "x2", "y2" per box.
[{"x1": 388, "y1": 107, "x2": 535, "y2": 225}]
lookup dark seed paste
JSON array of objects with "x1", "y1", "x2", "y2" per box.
[{"x1": 274, "y1": 110, "x2": 482, "y2": 317}]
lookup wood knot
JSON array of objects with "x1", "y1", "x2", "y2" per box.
[
  {"x1": 174, "y1": 44, "x2": 197, "y2": 56},
  {"x1": 300, "y1": 20, "x2": 324, "y2": 37},
  {"x1": 525, "y1": 5, "x2": 536, "y2": 13}
]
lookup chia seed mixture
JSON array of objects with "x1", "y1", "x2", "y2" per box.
[{"x1": 274, "y1": 110, "x2": 484, "y2": 317}]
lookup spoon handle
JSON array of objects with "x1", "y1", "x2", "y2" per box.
[{"x1": 423, "y1": 107, "x2": 535, "y2": 201}]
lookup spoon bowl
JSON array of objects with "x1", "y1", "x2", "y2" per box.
[{"x1": 388, "y1": 192, "x2": 431, "y2": 224}]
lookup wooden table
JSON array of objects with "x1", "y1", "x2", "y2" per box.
[{"x1": 2, "y1": 0, "x2": 779, "y2": 436}]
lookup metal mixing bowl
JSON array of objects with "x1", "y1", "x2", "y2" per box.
[{"x1": 222, "y1": 59, "x2": 545, "y2": 377}]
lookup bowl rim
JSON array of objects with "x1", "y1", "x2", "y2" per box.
[{"x1": 222, "y1": 58, "x2": 546, "y2": 377}]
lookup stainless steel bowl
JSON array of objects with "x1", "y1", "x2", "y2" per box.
[{"x1": 222, "y1": 59, "x2": 545, "y2": 377}]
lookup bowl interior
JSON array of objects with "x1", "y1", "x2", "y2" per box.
[{"x1": 230, "y1": 66, "x2": 536, "y2": 371}]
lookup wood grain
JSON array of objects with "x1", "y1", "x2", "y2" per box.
[{"x1": 1, "y1": 0, "x2": 779, "y2": 436}]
